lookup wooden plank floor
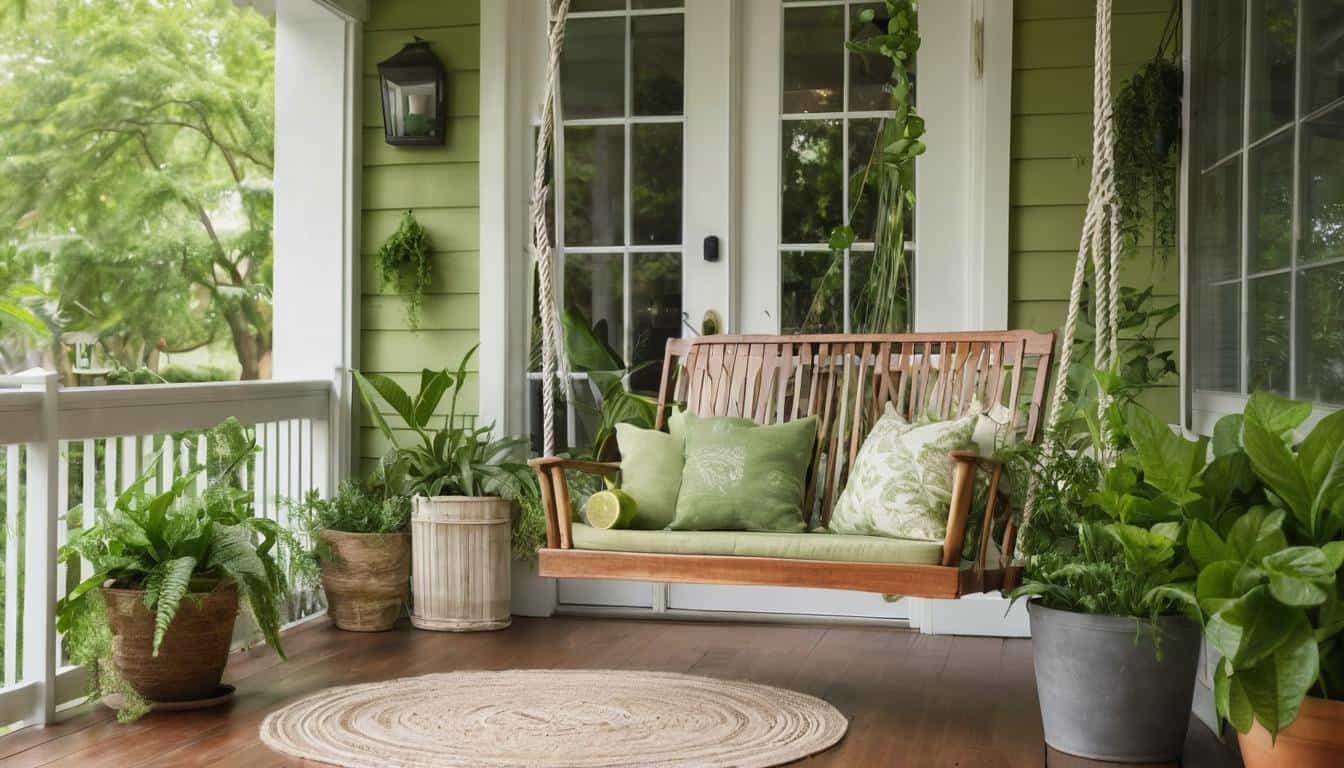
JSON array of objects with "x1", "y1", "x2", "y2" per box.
[{"x1": 0, "y1": 616, "x2": 1241, "y2": 768}]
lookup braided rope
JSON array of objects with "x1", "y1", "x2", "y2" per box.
[
  {"x1": 1019, "y1": 0, "x2": 1122, "y2": 547},
  {"x1": 531, "y1": 0, "x2": 572, "y2": 457}
]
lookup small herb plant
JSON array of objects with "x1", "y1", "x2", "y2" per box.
[
  {"x1": 353, "y1": 344, "x2": 535, "y2": 500},
  {"x1": 286, "y1": 479, "x2": 410, "y2": 581},
  {"x1": 55, "y1": 418, "x2": 291, "y2": 721},
  {"x1": 376, "y1": 209, "x2": 433, "y2": 329}
]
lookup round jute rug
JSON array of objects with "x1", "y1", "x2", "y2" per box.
[{"x1": 259, "y1": 669, "x2": 848, "y2": 768}]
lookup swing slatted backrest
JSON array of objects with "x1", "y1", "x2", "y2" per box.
[{"x1": 656, "y1": 332, "x2": 1056, "y2": 529}]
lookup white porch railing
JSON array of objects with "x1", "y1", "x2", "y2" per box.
[{"x1": 0, "y1": 371, "x2": 340, "y2": 729}]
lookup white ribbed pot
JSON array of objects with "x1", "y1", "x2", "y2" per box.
[{"x1": 410, "y1": 496, "x2": 512, "y2": 632}]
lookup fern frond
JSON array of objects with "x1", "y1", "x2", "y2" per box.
[
  {"x1": 150, "y1": 556, "x2": 197, "y2": 656},
  {"x1": 208, "y1": 525, "x2": 286, "y2": 659}
]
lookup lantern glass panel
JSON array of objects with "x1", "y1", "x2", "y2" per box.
[{"x1": 382, "y1": 71, "x2": 439, "y2": 139}]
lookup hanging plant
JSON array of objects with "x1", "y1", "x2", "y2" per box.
[
  {"x1": 812, "y1": 0, "x2": 923, "y2": 333},
  {"x1": 376, "y1": 210, "x2": 433, "y2": 328},
  {"x1": 1114, "y1": 2, "x2": 1182, "y2": 262}
]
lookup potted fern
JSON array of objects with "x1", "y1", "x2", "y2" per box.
[
  {"x1": 288, "y1": 478, "x2": 411, "y2": 632},
  {"x1": 354, "y1": 345, "x2": 535, "y2": 631},
  {"x1": 56, "y1": 419, "x2": 289, "y2": 721}
]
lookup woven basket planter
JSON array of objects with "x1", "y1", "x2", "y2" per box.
[
  {"x1": 102, "y1": 583, "x2": 238, "y2": 702},
  {"x1": 320, "y1": 530, "x2": 411, "y2": 632},
  {"x1": 410, "y1": 496, "x2": 512, "y2": 632}
]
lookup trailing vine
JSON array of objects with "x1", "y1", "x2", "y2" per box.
[
  {"x1": 813, "y1": 0, "x2": 923, "y2": 333},
  {"x1": 1114, "y1": 1, "x2": 1182, "y2": 262},
  {"x1": 376, "y1": 210, "x2": 433, "y2": 329}
]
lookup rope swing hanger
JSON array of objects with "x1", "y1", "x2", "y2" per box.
[{"x1": 1021, "y1": 0, "x2": 1125, "y2": 542}]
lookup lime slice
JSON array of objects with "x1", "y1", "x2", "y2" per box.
[{"x1": 585, "y1": 489, "x2": 637, "y2": 530}]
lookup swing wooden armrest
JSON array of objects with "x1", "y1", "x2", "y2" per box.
[{"x1": 530, "y1": 332, "x2": 1053, "y2": 599}]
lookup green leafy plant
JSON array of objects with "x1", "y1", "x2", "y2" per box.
[
  {"x1": 1185, "y1": 393, "x2": 1344, "y2": 738},
  {"x1": 819, "y1": 0, "x2": 923, "y2": 332},
  {"x1": 353, "y1": 344, "x2": 534, "y2": 500},
  {"x1": 1009, "y1": 389, "x2": 1204, "y2": 619},
  {"x1": 55, "y1": 418, "x2": 291, "y2": 721},
  {"x1": 286, "y1": 479, "x2": 410, "y2": 583},
  {"x1": 376, "y1": 210, "x2": 433, "y2": 329},
  {"x1": 1114, "y1": 3, "x2": 1182, "y2": 263}
]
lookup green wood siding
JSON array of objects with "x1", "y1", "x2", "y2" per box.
[
  {"x1": 359, "y1": 0, "x2": 481, "y2": 469},
  {"x1": 1010, "y1": 0, "x2": 1180, "y2": 422}
]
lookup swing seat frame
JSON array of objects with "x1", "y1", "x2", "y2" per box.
[{"x1": 531, "y1": 331, "x2": 1056, "y2": 599}]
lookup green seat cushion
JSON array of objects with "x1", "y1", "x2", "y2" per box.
[
  {"x1": 669, "y1": 413, "x2": 818, "y2": 532},
  {"x1": 615, "y1": 422, "x2": 684, "y2": 530},
  {"x1": 570, "y1": 523, "x2": 944, "y2": 565}
]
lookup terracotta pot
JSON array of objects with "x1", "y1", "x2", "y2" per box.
[
  {"x1": 1237, "y1": 695, "x2": 1344, "y2": 768},
  {"x1": 102, "y1": 583, "x2": 238, "y2": 702},
  {"x1": 319, "y1": 530, "x2": 411, "y2": 632}
]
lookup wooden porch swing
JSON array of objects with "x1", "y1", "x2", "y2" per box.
[
  {"x1": 526, "y1": 0, "x2": 1119, "y2": 600},
  {"x1": 530, "y1": 331, "x2": 1056, "y2": 598}
]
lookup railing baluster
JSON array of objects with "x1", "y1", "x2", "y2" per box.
[
  {"x1": 162, "y1": 434, "x2": 174, "y2": 488},
  {"x1": 55, "y1": 442, "x2": 69, "y2": 666},
  {"x1": 80, "y1": 438, "x2": 95, "y2": 588},
  {"x1": 196, "y1": 434, "x2": 208, "y2": 494},
  {"x1": 120, "y1": 435, "x2": 137, "y2": 492},
  {"x1": 104, "y1": 437, "x2": 117, "y2": 512},
  {"x1": 141, "y1": 434, "x2": 156, "y2": 494},
  {"x1": 4, "y1": 443, "x2": 19, "y2": 687}
]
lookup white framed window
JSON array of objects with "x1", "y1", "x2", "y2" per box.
[{"x1": 1186, "y1": 0, "x2": 1344, "y2": 432}]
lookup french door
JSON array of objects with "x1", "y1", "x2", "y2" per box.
[{"x1": 538, "y1": 0, "x2": 990, "y2": 620}]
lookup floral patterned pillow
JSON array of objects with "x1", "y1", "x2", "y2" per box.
[{"x1": 829, "y1": 404, "x2": 977, "y2": 542}]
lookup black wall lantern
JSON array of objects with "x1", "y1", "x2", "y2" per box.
[{"x1": 377, "y1": 37, "x2": 447, "y2": 146}]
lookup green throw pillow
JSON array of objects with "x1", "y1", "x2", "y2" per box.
[
  {"x1": 669, "y1": 413, "x2": 818, "y2": 532},
  {"x1": 829, "y1": 405, "x2": 977, "y2": 542},
  {"x1": 615, "y1": 422, "x2": 684, "y2": 530}
]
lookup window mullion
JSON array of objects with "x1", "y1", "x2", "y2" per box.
[
  {"x1": 1288, "y1": 0, "x2": 1306, "y2": 399},
  {"x1": 1239, "y1": 0, "x2": 1253, "y2": 396}
]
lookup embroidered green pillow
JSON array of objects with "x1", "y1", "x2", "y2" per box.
[
  {"x1": 829, "y1": 405, "x2": 977, "y2": 542},
  {"x1": 669, "y1": 413, "x2": 818, "y2": 532}
]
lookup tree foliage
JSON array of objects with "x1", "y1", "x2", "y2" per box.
[{"x1": 0, "y1": 0, "x2": 274, "y2": 379}]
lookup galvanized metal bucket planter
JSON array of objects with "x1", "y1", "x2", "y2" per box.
[
  {"x1": 1028, "y1": 601, "x2": 1201, "y2": 763},
  {"x1": 410, "y1": 496, "x2": 512, "y2": 632}
]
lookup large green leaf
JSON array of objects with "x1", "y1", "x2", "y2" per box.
[
  {"x1": 1227, "y1": 507, "x2": 1288, "y2": 563},
  {"x1": 1244, "y1": 390, "x2": 1312, "y2": 438},
  {"x1": 413, "y1": 368, "x2": 452, "y2": 430},
  {"x1": 1214, "y1": 656, "x2": 1256, "y2": 733},
  {"x1": 1126, "y1": 404, "x2": 1207, "y2": 504},
  {"x1": 1243, "y1": 418, "x2": 1314, "y2": 530},
  {"x1": 1105, "y1": 523, "x2": 1175, "y2": 573},
  {"x1": 352, "y1": 370, "x2": 401, "y2": 444},
  {"x1": 1235, "y1": 617, "x2": 1319, "y2": 737},
  {"x1": 1196, "y1": 560, "x2": 1244, "y2": 614},
  {"x1": 1212, "y1": 413, "x2": 1244, "y2": 458},
  {"x1": 1188, "y1": 519, "x2": 1234, "y2": 570},
  {"x1": 562, "y1": 308, "x2": 624, "y2": 372},
  {"x1": 1262, "y1": 546, "x2": 1334, "y2": 606},
  {"x1": 1207, "y1": 587, "x2": 1303, "y2": 671}
]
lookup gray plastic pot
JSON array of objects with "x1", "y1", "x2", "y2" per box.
[{"x1": 1028, "y1": 602, "x2": 1201, "y2": 763}]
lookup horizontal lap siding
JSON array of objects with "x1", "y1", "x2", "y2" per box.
[
  {"x1": 1010, "y1": 0, "x2": 1180, "y2": 423},
  {"x1": 359, "y1": 0, "x2": 481, "y2": 469}
]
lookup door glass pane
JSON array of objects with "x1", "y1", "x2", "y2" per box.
[
  {"x1": 783, "y1": 6, "x2": 844, "y2": 113},
  {"x1": 632, "y1": 123, "x2": 683, "y2": 245},
  {"x1": 633, "y1": 14, "x2": 684, "y2": 116},
  {"x1": 1297, "y1": 263, "x2": 1344, "y2": 403},
  {"x1": 849, "y1": 2, "x2": 896, "y2": 111},
  {"x1": 1302, "y1": 105, "x2": 1344, "y2": 263},
  {"x1": 630, "y1": 252, "x2": 681, "y2": 391},
  {"x1": 848, "y1": 118, "x2": 880, "y2": 240},
  {"x1": 781, "y1": 251, "x2": 843, "y2": 333},
  {"x1": 632, "y1": 0, "x2": 683, "y2": 7},
  {"x1": 1194, "y1": 159, "x2": 1242, "y2": 281},
  {"x1": 1196, "y1": 0, "x2": 1245, "y2": 166},
  {"x1": 1305, "y1": 0, "x2": 1344, "y2": 113},
  {"x1": 781, "y1": 119, "x2": 842, "y2": 243},
  {"x1": 564, "y1": 253, "x2": 625, "y2": 363},
  {"x1": 1197, "y1": 282, "x2": 1242, "y2": 392},
  {"x1": 1249, "y1": 135, "x2": 1294, "y2": 272},
  {"x1": 1249, "y1": 0, "x2": 1297, "y2": 139},
  {"x1": 1249, "y1": 274, "x2": 1291, "y2": 393},
  {"x1": 562, "y1": 18, "x2": 625, "y2": 119},
  {"x1": 564, "y1": 125, "x2": 625, "y2": 247}
]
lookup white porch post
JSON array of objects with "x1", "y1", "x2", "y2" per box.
[{"x1": 22, "y1": 371, "x2": 58, "y2": 725}]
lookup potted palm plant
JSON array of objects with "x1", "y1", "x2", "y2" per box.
[
  {"x1": 56, "y1": 418, "x2": 289, "y2": 721},
  {"x1": 289, "y1": 479, "x2": 411, "y2": 632},
  {"x1": 1188, "y1": 394, "x2": 1344, "y2": 768},
  {"x1": 1009, "y1": 394, "x2": 1207, "y2": 763},
  {"x1": 354, "y1": 345, "x2": 535, "y2": 631}
]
